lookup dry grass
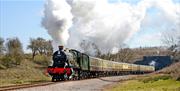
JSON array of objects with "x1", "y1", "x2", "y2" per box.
[
  {"x1": 105, "y1": 79, "x2": 180, "y2": 91},
  {"x1": 105, "y1": 74, "x2": 180, "y2": 91},
  {"x1": 156, "y1": 62, "x2": 180, "y2": 80},
  {"x1": 0, "y1": 59, "x2": 50, "y2": 87}
]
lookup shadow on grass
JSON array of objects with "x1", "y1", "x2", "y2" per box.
[
  {"x1": 97, "y1": 77, "x2": 126, "y2": 82},
  {"x1": 11, "y1": 79, "x2": 50, "y2": 85},
  {"x1": 29, "y1": 80, "x2": 50, "y2": 83}
]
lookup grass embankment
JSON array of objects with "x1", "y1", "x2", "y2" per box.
[
  {"x1": 105, "y1": 75, "x2": 180, "y2": 91},
  {"x1": 0, "y1": 55, "x2": 51, "y2": 87},
  {"x1": 105, "y1": 62, "x2": 180, "y2": 91}
]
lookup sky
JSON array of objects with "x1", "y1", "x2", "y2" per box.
[
  {"x1": 0, "y1": 0, "x2": 180, "y2": 52},
  {"x1": 0, "y1": 0, "x2": 51, "y2": 52}
]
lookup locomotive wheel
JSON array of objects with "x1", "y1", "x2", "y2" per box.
[
  {"x1": 61, "y1": 78, "x2": 65, "y2": 81},
  {"x1": 74, "y1": 71, "x2": 79, "y2": 80},
  {"x1": 56, "y1": 78, "x2": 61, "y2": 81},
  {"x1": 52, "y1": 76, "x2": 56, "y2": 82},
  {"x1": 73, "y1": 69, "x2": 80, "y2": 80},
  {"x1": 75, "y1": 69, "x2": 81, "y2": 80}
]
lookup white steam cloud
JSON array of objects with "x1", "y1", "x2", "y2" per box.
[
  {"x1": 42, "y1": 0, "x2": 73, "y2": 49},
  {"x1": 42, "y1": 0, "x2": 180, "y2": 54}
]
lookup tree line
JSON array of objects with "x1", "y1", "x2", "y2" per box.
[
  {"x1": 80, "y1": 34, "x2": 180, "y2": 63},
  {"x1": 0, "y1": 32, "x2": 179, "y2": 68},
  {"x1": 0, "y1": 37, "x2": 53, "y2": 68},
  {"x1": 79, "y1": 40, "x2": 135, "y2": 63}
]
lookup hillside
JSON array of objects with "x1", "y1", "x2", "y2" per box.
[
  {"x1": 0, "y1": 56, "x2": 51, "y2": 87},
  {"x1": 157, "y1": 61, "x2": 180, "y2": 80}
]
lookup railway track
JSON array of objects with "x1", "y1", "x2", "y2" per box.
[
  {"x1": 0, "y1": 82, "x2": 55, "y2": 91},
  {"x1": 0, "y1": 75, "x2": 137, "y2": 91},
  {"x1": 0, "y1": 77, "x2": 93, "y2": 91}
]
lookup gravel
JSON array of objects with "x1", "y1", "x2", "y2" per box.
[{"x1": 13, "y1": 75, "x2": 135, "y2": 91}]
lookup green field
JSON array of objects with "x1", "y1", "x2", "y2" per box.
[{"x1": 105, "y1": 75, "x2": 180, "y2": 91}]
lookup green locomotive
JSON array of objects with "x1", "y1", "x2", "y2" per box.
[{"x1": 47, "y1": 49, "x2": 155, "y2": 81}]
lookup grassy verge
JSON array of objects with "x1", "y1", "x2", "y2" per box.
[
  {"x1": 105, "y1": 75, "x2": 180, "y2": 91},
  {"x1": 0, "y1": 59, "x2": 51, "y2": 87}
]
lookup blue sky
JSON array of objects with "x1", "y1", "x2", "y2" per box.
[
  {"x1": 0, "y1": 0, "x2": 180, "y2": 52},
  {"x1": 0, "y1": 0, "x2": 51, "y2": 51}
]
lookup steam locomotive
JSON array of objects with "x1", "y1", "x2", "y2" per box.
[{"x1": 47, "y1": 49, "x2": 154, "y2": 82}]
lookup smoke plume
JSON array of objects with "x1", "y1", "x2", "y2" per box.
[
  {"x1": 42, "y1": 0, "x2": 73, "y2": 49},
  {"x1": 42, "y1": 0, "x2": 180, "y2": 55}
]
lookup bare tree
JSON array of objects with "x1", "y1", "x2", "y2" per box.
[
  {"x1": 43, "y1": 40, "x2": 53, "y2": 55},
  {"x1": 80, "y1": 40, "x2": 101, "y2": 56},
  {"x1": 27, "y1": 38, "x2": 38, "y2": 59},
  {"x1": 162, "y1": 31, "x2": 180, "y2": 62},
  {"x1": 98, "y1": 44, "x2": 134, "y2": 63},
  {"x1": 0, "y1": 37, "x2": 5, "y2": 55},
  {"x1": 99, "y1": 48, "x2": 134, "y2": 63},
  {"x1": 36, "y1": 37, "x2": 46, "y2": 55},
  {"x1": 6, "y1": 38, "x2": 24, "y2": 65},
  {"x1": 28, "y1": 37, "x2": 53, "y2": 58},
  {"x1": 80, "y1": 40, "x2": 90, "y2": 54},
  {"x1": 162, "y1": 32, "x2": 179, "y2": 51},
  {"x1": 6, "y1": 38, "x2": 23, "y2": 55},
  {"x1": 116, "y1": 48, "x2": 135, "y2": 63}
]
